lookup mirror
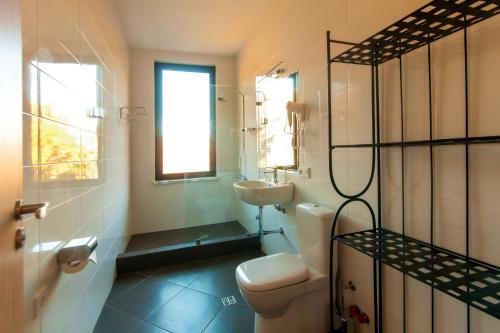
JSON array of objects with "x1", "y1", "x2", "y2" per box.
[{"x1": 256, "y1": 71, "x2": 298, "y2": 170}]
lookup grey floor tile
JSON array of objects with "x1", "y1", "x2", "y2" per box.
[
  {"x1": 148, "y1": 288, "x2": 223, "y2": 333},
  {"x1": 188, "y1": 266, "x2": 247, "y2": 305},
  {"x1": 93, "y1": 305, "x2": 142, "y2": 333},
  {"x1": 108, "y1": 277, "x2": 183, "y2": 319},
  {"x1": 131, "y1": 321, "x2": 171, "y2": 333},
  {"x1": 203, "y1": 304, "x2": 254, "y2": 333},
  {"x1": 214, "y1": 251, "x2": 265, "y2": 271},
  {"x1": 106, "y1": 272, "x2": 148, "y2": 303},
  {"x1": 151, "y1": 259, "x2": 217, "y2": 287}
]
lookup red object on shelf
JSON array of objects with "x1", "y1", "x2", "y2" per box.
[
  {"x1": 357, "y1": 312, "x2": 370, "y2": 324},
  {"x1": 348, "y1": 305, "x2": 360, "y2": 317}
]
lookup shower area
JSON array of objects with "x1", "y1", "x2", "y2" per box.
[{"x1": 119, "y1": 84, "x2": 263, "y2": 272}]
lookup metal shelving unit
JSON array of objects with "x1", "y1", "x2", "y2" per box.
[
  {"x1": 336, "y1": 228, "x2": 500, "y2": 320},
  {"x1": 326, "y1": 1, "x2": 500, "y2": 332}
]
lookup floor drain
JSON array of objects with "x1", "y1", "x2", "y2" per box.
[{"x1": 221, "y1": 296, "x2": 237, "y2": 306}]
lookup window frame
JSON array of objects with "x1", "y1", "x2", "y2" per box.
[
  {"x1": 289, "y1": 72, "x2": 299, "y2": 169},
  {"x1": 154, "y1": 62, "x2": 216, "y2": 181}
]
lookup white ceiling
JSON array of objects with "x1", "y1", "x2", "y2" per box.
[{"x1": 112, "y1": 0, "x2": 277, "y2": 56}]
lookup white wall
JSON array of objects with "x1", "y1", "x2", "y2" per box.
[
  {"x1": 129, "y1": 48, "x2": 241, "y2": 234},
  {"x1": 21, "y1": 0, "x2": 130, "y2": 332},
  {"x1": 236, "y1": 0, "x2": 500, "y2": 332}
]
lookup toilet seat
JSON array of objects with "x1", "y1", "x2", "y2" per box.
[
  {"x1": 236, "y1": 253, "x2": 309, "y2": 292},
  {"x1": 236, "y1": 260, "x2": 328, "y2": 320}
]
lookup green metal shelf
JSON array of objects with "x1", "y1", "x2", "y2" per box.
[
  {"x1": 335, "y1": 228, "x2": 500, "y2": 319},
  {"x1": 331, "y1": 0, "x2": 500, "y2": 65}
]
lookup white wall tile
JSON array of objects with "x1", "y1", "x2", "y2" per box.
[{"x1": 22, "y1": 0, "x2": 130, "y2": 332}]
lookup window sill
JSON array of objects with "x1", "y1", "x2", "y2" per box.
[{"x1": 153, "y1": 176, "x2": 219, "y2": 185}]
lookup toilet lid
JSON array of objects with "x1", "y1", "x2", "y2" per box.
[{"x1": 236, "y1": 253, "x2": 309, "y2": 292}]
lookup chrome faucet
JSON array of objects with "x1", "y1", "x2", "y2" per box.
[
  {"x1": 234, "y1": 174, "x2": 247, "y2": 181},
  {"x1": 262, "y1": 168, "x2": 278, "y2": 183}
]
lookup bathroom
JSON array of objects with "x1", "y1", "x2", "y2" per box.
[{"x1": 1, "y1": 0, "x2": 500, "y2": 332}]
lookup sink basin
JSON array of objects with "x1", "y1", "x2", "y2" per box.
[{"x1": 233, "y1": 180, "x2": 294, "y2": 206}]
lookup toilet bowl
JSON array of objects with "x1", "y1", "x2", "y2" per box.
[{"x1": 236, "y1": 203, "x2": 337, "y2": 333}]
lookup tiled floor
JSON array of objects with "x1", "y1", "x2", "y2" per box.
[
  {"x1": 94, "y1": 250, "x2": 264, "y2": 333},
  {"x1": 126, "y1": 221, "x2": 250, "y2": 252}
]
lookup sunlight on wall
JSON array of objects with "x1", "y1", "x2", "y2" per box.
[{"x1": 30, "y1": 63, "x2": 101, "y2": 181}]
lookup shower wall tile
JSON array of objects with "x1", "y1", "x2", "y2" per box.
[
  {"x1": 38, "y1": 0, "x2": 80, "y2": 58},
  {"x1": 406, "y1": 279, "x2": 432, "y2": 333},
  {"x1": 21, "y1": 0, "x2": 130, "y2": 332},
  {"x1": 402, "y1": 47, "x2": 431, "y2": 142},
  {"x1": 347, "y1": 148, "x2": 374, "y2": 186},
  {"x1": 39, "y1": 196, "x2": 82, "y2": 261},
  {"x1": 382, "y1": 266, "x2": 404, "y2": 333},
  {"x1": 379, "y1": 58, "x2": 402, "y2": 143},
  {"x1": 470, "y1": 204, "x2": 500, "y2": 267},
  {"x1": 381, "y1": 189, "x2": 403, "y2": 233},
  {"x1": 23, "y1": 113, "x2": 39, "y2": 166},
  {"x1": 347, "y1": 115, "x2": 373, "y2": 145},
  {"x1": 433, "y1": 98, "x2": 465, "y2": 139},
  {"x1": 381, "y1": 148, "x2": 402, "y2": 193},
  {"x1": 471, "y1": 307, "x2": 500, "y2": 332},
  {"x1": 433, "y1": 198, "x2": 466, "y2": 254},
  {"x1": 39, "y1": 163, "x2": 82, "y2": 208},
  {"x1": 434, "y1": 291, "x2": 468, "y2": 333},
  {"x1": 469, "y1": 90, "x2": 500, "y2": 137},
  {"x1": 24, "y1": 266, "x2": 41, "y2": 333},
  {"x1": 434, "y1": 146, "x2": 466, "y2": 202},
  {"x1": 469, "y1": 144, "x2": 500, "y2": 209}
]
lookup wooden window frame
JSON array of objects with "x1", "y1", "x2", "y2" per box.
[{"x1": 154, "y1": 62, "x2": 216, "y2": 181}]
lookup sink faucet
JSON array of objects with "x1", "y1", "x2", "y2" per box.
[
  {"x1": 234, "y1": 174, "x2": 247, "y2": 181},
  {"x1": 262, "y1": 168, "x2": 278, "y2": 183}
]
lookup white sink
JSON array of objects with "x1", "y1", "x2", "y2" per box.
[{"x1": 233, "y1": 180, "x2": 294, "y2": 206}]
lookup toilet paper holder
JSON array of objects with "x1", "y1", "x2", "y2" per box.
[{"x1": 57, "y1": 237, "x2": 98, "y2": 274}]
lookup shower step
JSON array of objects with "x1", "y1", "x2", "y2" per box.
[{"x1": 116, "y1": 233, "x2": 260, "y2": 274}]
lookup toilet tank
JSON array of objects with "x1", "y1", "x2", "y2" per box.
[{"x1": 296, "y1": 203, "x2": 336, "y2": 275}]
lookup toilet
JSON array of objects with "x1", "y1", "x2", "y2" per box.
[{"x1": 236, "y1": 203, "x2": 337, "y2": 333}]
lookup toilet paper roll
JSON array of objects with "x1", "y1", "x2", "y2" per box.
[
  {"x1": 60, "y1": 258, "x2": 90, "y2": 274},
  {"x1": 57, "y1": 236, "x2": 98, "y2": 274},
  {"x1": 60, "y1": 250, "x2": 97, "y2": 274}
]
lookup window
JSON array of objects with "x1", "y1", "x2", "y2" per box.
[
  {"x1": 256, "y1": 72, "x2": 298, "y2": 169},
  {"x1": 154, "y1": 63, "x2": 216, "y2": 180}
]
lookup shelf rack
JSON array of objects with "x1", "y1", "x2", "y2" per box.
[
  {"x1": 331, "y1": 0, "x2": 500, "y2": 66},
  {"x1": 326, "y1": 1, "x2": 500, "y2": 333},
  {"x1": 336, "y1": 228, "x2": 500, "y2": 320}
]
